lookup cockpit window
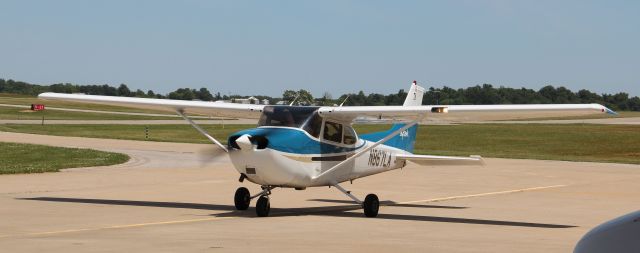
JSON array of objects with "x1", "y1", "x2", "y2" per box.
[
  {"x1": 323, "y1": 121, "x2": 343, "y2": 143},
  {"x1": 302, "y1": 113, "x2": 323, "y2": 138},
  {"x1": 258, "y1": 106, "x2": 319, "y2": 128},
  {"x1": 343, "y1": 126, "x2": 357, "y2": 145}
]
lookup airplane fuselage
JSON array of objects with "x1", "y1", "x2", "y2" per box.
[{"x1": 227, "y1": 126, "x2": 409, "y2": 188}]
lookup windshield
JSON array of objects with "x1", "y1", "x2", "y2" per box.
[{"x1": 258, "y1": 106, "x2": 319, "y2": 128}]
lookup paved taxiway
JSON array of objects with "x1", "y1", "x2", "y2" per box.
[{"x1": 0, "y1": 131, "x2": 639, "y2": 252}]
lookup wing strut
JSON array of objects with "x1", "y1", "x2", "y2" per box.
[
  {"x1": 312, "y1": 115, "x2": 425, "y2": 181},
  {"x1": 176, "y1": 109, "x2": 228, "y2": 152}
]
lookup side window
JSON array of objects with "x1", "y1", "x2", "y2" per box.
[
  {"x1": 343, "y1": 126, "x2": 357, "y2": 145},
  {"x1": 323, "y1": 121, "x2": 342, "y2": 143}
]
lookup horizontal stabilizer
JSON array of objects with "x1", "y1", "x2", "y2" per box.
[{"x1": 396, "y1": 154, "x2": 484, "y2": 166}]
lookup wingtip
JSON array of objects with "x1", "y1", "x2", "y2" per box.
[
  {"x1": 605, "y1": 107, "x2": 619, "y2": 116},
  {"x1": 596, "y1": 104, "x2": 618, "y2": 116}
]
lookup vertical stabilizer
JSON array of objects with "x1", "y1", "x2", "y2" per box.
[
  {"x1": 360, "y1": 81, "x2": 425, "y2": 153},
  {"x1": 403, "y1": 80, "x2": 426, "y2": 106}
]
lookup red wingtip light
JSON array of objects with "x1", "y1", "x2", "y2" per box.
[{"x1": 412, "y1": 80, "x2": 417, "y2": 86}]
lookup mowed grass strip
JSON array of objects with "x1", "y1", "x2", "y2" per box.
[
  {"x1": 0, "y1": 106, "x2": 181, "y2": 120},
  {"x1": 502, "y1": 111, "x2": 640, "y2": 121},
  {"x1": 0, "y1": 124, "x2": 250, "y2": 144},
  {"x1": 0, "y1": 94, "x2": 172, "y2": 114},
  {"x1": 0, "y1": 142, "x2": 129, "y2": 174},
  {"x1": 0, "y1": 124, "x2": 638, "y2": 164}
]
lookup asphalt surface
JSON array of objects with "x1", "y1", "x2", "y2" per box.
[{"x1": 0, "y1": 132, "x2": 639, "y2": 252}]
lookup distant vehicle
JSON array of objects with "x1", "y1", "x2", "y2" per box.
[
  {"x1": 30, "y1": 104, "x2": 45, "y2": 111},
  {"x1": 39, "y1": 81, "x2": 616, "y2": 217}
]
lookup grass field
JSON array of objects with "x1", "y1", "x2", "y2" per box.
[
  {"x1": 504, "y1": 111, "x2": 640, "y2": 121},
  {"x1": 0, "y1": 142, "x2": 129, "y2": 174},
  {"x1": 0, "y1": 93, "x2": 173, "y2": 114},
  {"x1": 0, "y1": 106, "x2": 184, "y2": 120},
  {"x1": 1, "y1": 123, "x2": 638, "y2": 164}
]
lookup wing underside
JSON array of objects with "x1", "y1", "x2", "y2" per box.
[
  {"x1": 318, "y1": 103, "x2": 615, "y2": 123},
  {"x1": 38, "y1": 93, "x2": 265, "y2": 119}
]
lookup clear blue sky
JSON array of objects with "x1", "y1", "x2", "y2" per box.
[{"x1": 1, "y1": 0, "x2": 638, "y2": 97}]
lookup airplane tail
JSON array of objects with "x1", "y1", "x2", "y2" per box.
[{"x1": 360, "y1": 81, "x2": 424, "y2": 152}]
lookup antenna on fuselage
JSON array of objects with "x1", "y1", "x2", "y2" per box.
[
  {"x1": 289, "y1": 94, "x2": 300, "y2": 106},
  {"x1": 339, "y1": 95, "x2": 350, "y2": 107}
]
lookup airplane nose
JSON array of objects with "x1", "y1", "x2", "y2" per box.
[{"x1": 236, "y1": 134, "x2": 253, "y2": 151}]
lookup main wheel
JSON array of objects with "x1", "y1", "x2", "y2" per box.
[
  {"x1": 234, "y1": 187, "x2": 251, "y2": 210},
  {"x1": 256, "y1": 196, "x2": 271, "y2": 217},
  {"x1": 363, "y1": 194, "x2": 379, "y2": 217}
]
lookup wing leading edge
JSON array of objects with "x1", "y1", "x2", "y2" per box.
[{"x1": 318, "y1": 103, "x2": 615, "y2": 122}]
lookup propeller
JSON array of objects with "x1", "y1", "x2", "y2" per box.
[{"x1": 196, "y1": 145, "x2": 229, "y2": 167}]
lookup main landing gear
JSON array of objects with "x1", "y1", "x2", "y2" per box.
[
  {"x1": 234, "y1": 185, "x2": 379, "y2": 218},
  {"x1": 362, "y1": 193, "x2": 380, "y2": 217},
  {"x1": 234, "y1": 186, "x2": 274, "y2": 217},
  {"x1": 333, "y1": 184, "x2": 380, "y2": 217}
]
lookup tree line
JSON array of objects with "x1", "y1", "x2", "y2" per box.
[{"x1": 0, "y1": 78, "x2": 638, "y2": 111}]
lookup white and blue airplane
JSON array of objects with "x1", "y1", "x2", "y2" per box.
[{"x1": 39, "y1": 81, "x2": 616, "y2": 217}]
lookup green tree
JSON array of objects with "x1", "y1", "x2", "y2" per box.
[
  {"x1": 134, "y1": 89, "x2": 146, "y2": 97},
  {"x1": 168, "y1": 88, "x2": 195, "y2": 100},
  {"x1": 117, "y1": 84, "x2": 131, "y2": 97},
  {"x1": 282, "y1": 90, "x2": 298, "y2": 104},
  {"x1": 297, "y1": 89, "x2": 314, "y2": 105},
  {"x1": 196, "y1": 87, "x2": 214, "y2": 101}
]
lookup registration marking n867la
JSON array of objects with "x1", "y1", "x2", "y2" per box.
[{"x1": 368, "y1": 148, "x2": 392, "y2": 167}]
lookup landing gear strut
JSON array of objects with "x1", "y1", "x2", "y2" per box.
[
  {"x1": 332, "y1": 183, "x2": 380, "y2": 217},
  {"x1": 233, "y1": 186, "x2": 275, "y2": 217}
]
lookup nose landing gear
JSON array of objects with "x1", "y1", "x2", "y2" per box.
[{"x1": 233, "y1": 186, "x2": 275, "y2": 217}]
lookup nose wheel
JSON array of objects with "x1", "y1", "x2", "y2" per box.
[{"x1": 256, "y1": 196, "x2": 271, "y2": 217}]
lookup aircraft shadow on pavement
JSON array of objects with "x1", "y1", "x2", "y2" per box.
[
  {"x1": 19, "y1": 197, "x2": 576, "y2": 229},
  {"x1": 307, "y1": 198, "x2": 468, "y2": 209}
]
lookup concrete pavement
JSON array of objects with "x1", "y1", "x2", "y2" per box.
[{"x1": 0, "y1": 132, "x2": 638, "y2": 252}]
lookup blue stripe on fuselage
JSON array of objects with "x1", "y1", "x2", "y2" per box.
[
  {"x1": 359, "y1": 123, "x2": 418, "y2": 153},
  {"x1": 228, "y1": 127, "x2": 365, "y2": 155}
]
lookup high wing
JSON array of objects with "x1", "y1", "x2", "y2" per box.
[
  {"x1": 38, "y1": 93, "x2": 265, "y2": 119},
  {"x1": 317, "y1": 103, "x2": 616, "y2": 122},
  {"x1": 395, "y1": 154, "x2": 484, "y2": 166}
]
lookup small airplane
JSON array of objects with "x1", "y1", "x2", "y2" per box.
[{"x1": 39, "y1": 81, "x2": 616, "y2": 217}]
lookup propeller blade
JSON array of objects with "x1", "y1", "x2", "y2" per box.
[{"x1": 196, "y1": 146, "x2": 229, "y2": 167}]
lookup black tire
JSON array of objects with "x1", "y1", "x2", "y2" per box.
[
  {"x1": 234, "y1": 187, "x2": 251, "y2": 210},
  {"x1": 256, "y1": 196, "x2": 271, "y2": 217},
  {"x1": 363, "y1": 194, "x2": 379, "y2": 217}
]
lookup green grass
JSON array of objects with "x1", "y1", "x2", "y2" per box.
[
  {"x1": 0, "y1": 124, "x2": 252, "y2": 144},
  {"x1": 0, "y1": 106, "x2": 183, "y2": 120},
  {"x1": 502, "y1": 111, "x2": 640, "y2": 121},
  {"x1": 0, "y1": 94, "x2": 176, "y2": 114},
  {"x1": 0, "y1": 142, "x2": 129, "y2": 174},
  {"x1": 1, "y1": 123, "x2": 639, "y2": 165}
]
